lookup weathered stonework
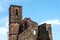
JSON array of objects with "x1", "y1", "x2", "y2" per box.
[
  {"x1": 18, "y1": 19, "x2": 38, "y2": 40},
  {"x1": 9, "y1": 5, "x2": 53, "y2": 40},
  {"x1": 37, "y1": 23, "x2": 53, "y2": 40}
]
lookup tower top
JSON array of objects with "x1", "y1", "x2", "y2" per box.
[
  {"x1": 9, "y1": 5, "x2": 22, "y2": 23},
  {"x1": 10, "y1": 5, "x2": 22, "y2": 7},
  {"x1": 9, "y1": 5, "x2": 22, "y2": 9}
]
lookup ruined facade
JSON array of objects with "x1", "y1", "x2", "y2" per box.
[{"x1": 9, "y1": 5, "x2": 53, "y2": 40}]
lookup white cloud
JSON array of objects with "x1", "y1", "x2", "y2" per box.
[
  {"x1": 0, "y1": 26, "x2": 8, "y2": 34},
  {"x1": 0, "y1": 1, "x2": 6, "y2": 12},
  {"x1": 0, "y1": 17, "x2": 8, "y2": 34},
  {"x1": 41, "y1": 19, "x2": 60, "y2": 25},
  {"x1": 0, "y1": 0, "x2": 32, "y2": 12},
  {"x1": 0, "y1": 0, "x2": 32, "y2": 40},
  {"x1": 0, "y1": 0, "x2": 21, "y2": 12},
  {"x1": 0, "y1": 17, "x2": 8, "y2": 40}
]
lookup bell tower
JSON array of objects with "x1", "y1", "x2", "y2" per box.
[
  {"x1": 9, "y1": 5, "x2": 22, "y2": 23},
  {"x1": 9, "y1": 5, "x2": 22, "y2": 40}
]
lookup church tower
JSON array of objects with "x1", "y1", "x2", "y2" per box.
[
  {"x1": 9, "y1": 5, "x2": 22, "y2": 40},
  {"x1": 9, "y1": 5, "x2": 22, "y2": 23},
  {"x1": 9, "y1": 5, "x2": 53, "y2": 40}
]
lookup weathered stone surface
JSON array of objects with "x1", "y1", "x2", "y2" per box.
[
  {"x1": 9, "y1": 5, "x2": 22, "y2": 23},
  {"x1": 37, "y1": 23, "x2": 53, "y2": 40},
  {"x1": 9, "y1": 5, "x2": 53, "y2": 40},
  {"x1": 9, "y1": 35, "x2": 17, "y2": 40},
  {"x1": 18, "y1": 20, "x2": 38, "y2": 40},
  {"x1": 9, "y1": 23, "x2": 19, "y2": 35}
]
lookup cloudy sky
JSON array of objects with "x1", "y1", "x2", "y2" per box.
[{"x1": 0, "y1": 0, "x2": 60, "y2": 40}]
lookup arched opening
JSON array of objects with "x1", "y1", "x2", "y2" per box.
[{"x1": 16, "y1": 9, "x2": 18, "y2": 16}]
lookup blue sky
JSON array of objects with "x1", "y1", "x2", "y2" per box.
[{"x1": 0, "y1": 0, "x2": 60, "y2": 40}]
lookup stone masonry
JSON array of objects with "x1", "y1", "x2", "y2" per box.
[{"x1": 9, "y1": 5, "x2": 53, "y2": 40}]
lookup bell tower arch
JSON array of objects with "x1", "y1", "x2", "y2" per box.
[
  {"x1": 9, "y1": 5, "x2": 22, "y2": 23},
  {"x1": 9, "y1": 5, "x2": 22, "y2": 40}
]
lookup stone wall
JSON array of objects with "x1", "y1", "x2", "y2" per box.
[{"x1": 18, "y1": 20, "x2": 38, "y2": 40}]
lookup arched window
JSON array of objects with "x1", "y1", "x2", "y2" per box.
[
  {"x1": 16, "y1": 9, "x2": 18, "y2": 16},
  {"x1": 32, "y1": 29, "x2": 37, "y2": 35}
]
